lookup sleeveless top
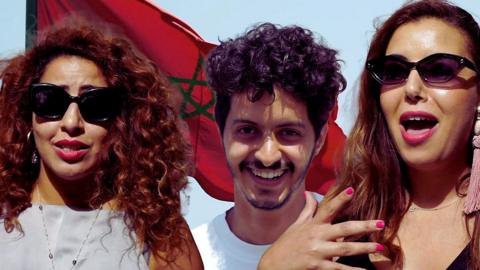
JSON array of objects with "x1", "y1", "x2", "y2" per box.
[
  {"x1": 338, "y1": 242, "x2": 470, "y2": 270},
  {"x1": 0, "y1": 204, "x2": 150, "y2": 270}
]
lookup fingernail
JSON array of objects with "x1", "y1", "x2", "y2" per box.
[
  {"x1": 304, "y1": 191, "x2": 307, "y2": 198},
  {"x1": 376, "y1": 220, "x2": 385, "y2": 229},
  {"x1": 345, "y1": 187, "x2": 354, "y2": 195},
  {"x1": 376, "y1": 244, "x2": 384, "y2": 252}
]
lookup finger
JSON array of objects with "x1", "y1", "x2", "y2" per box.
[
  {"x1": 321, "y1": 241, "x2": 384, "y2": 259},
  {"x1": 293, "y1": 191, "x2": 318, "y2": 224},
  {"x1": 315, "y1": 187, "x2": 354, "y2": 224},
  {"x1": 326, "y1": 220, "x2": 385, "y2": 240}
]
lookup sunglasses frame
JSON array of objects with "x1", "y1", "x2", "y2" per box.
[
  {"x1": 29, "y1": 83, "x2": 121, "y2": 122},
  {"x1": 366, "y1": 53, "x2": 478, "y2": 85}
]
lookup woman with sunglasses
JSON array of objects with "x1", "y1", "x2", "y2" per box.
[
  {"x1": 329, "y1": 0, "x2": 480, "y2": 269},
  {"x1": 0, "y1": 22, "x2": 202, "y2": 269}
]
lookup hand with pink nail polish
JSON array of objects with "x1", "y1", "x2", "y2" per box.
[{"x1": 258, "y1": 187, "x2": 384, "y2": 270}]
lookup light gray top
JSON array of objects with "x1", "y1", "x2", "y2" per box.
[{"x1": 0, "y1": 204, "x2": 149, "y2": 270}]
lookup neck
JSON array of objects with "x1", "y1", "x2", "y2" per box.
[
  {"x1": 407, "y1": 160, "x2": 469, "y2": 208},
  {"x1": 32, "y1": 163, "x2": 99, "y2": 210},
  {"x1": 227, "y1": 184, "x2": 306, "y2": 245}
]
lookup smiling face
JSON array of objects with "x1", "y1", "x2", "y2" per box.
[
  {"x1": 223, "y1": 86, "x2": 324, "y2": 210},
  {"x1": 380, "y1": 18, "x2": 479, "y2": 172},
  {"x1": 33, "y1": 55, "x2": 109, "y2": 182}
]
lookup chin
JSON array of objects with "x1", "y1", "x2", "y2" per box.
[
  {"x1": 56, "y1": 170, "x2": 94, "y2": 182},
  {"x1": 246, "y1": 191, "x2": 291, "y2": 211},
  {"x1": 44, "y1": 162, "x2": 97, "y2": 182},
  {"x1": 402, "y1": 155, "x2": 442, "y2": 171}
]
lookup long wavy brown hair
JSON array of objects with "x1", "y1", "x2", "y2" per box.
[
  {"x1": 327, "y1": 0, "x2": 480, "y2": 268},
  {"x1": 0, "y1": 20, "x2": 192, "y2": 264}
]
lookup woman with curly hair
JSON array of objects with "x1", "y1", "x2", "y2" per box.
[
  {"x1": 0, "y1": 21, "x2": 202, "y2": 270},
  {"x1": 330, "y1": 0, "x2": 480, "y2": 269}
]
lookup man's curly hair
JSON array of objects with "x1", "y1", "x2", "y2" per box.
[
  {"x1": 206, "y1": 23, "x2": 346, "y2": 137},
  {"x1": 0, "y1": 21, "x2": 192, "y2": 263}
]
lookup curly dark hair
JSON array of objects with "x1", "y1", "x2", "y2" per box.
[
  {"x1": 0, "y1": 20, "x2": 192, "y2": 263},
  {"x1": 206, "y1": 23, "x2": 346, "y2": 137}
]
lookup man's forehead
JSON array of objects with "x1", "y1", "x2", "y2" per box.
[
  {"x1": 229, "y1": 88, "x2": 304, "y2": 109},
  {"x1": 228, "y1": 90, "x2": 309, "y2": 126},
  {"x1": 230, "y1": 117, "x2": 308, "y2": 130}
]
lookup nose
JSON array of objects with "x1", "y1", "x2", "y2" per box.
[
  {"x1": 404, "y1": 70, "x2": 427, "y2": 102},
  {"x1": 254, "y1": 136, "x2": 282, "y2": 167},
  {"x1": 60, "y1": 103, "x2": 85, "y2": 135}
]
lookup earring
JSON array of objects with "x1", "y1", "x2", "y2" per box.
[
  {"x1": 465, "y1": 106, "x2": 480, "y2": 214},
  {"x1": 27, "y1": 131, "x2": 39, "y2": 165},
  {"x1": 27, "y1": 131, "x2": 33, "y2": 142},
  {"x1": 31, "y1": 150, "x2": 39, "y2": 165}
]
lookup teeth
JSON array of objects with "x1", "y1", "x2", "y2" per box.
[
  {"x1": 407, "y1": 116, "x2": 433, "y2": 121},
  {"x1": 251, "y1": 169, "x2": 285, "y2": 179},
  {"x1": 59, "y1": 146, "x2": 83, "y2": 151}
]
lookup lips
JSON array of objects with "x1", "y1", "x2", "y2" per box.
[
  {"x1": 399, "y1": 111, "x2": 439, "y2": 145},
  {"x1": 53, "y1": 139, "x2": 89, "y2": 163}
]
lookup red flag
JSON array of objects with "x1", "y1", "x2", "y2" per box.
[{"x1": 36, "y1": 0, "x2": 344, "y2": 200}]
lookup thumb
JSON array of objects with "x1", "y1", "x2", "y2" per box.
[{"x1": 294, "y1": 191, "x2": 318, "y2": 225}]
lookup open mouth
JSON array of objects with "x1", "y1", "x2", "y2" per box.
[
  {"x1": 249, "y1": 168, "x2": 288, "y2": 181},
  {"x1": 54, "y1": 140, "x2": 89, "y2": 150},
  {"x1": 53, "y1": 140, "x2": 90, "y2": 162},
  {"x1": 56, "y1": 145, "x2": 89, "y2": 151},
  {"x1": 400, "y1": 115, "x2": 438, "y2": 134},
  {"x1": 399, "y1": 112, "x2": 439, "y2": 145}
]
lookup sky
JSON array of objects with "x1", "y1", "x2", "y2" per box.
[{"x1": 1, "y1": 0, "x2": 479, "y2": 228}]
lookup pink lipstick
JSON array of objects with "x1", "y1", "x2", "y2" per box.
[
  {"x1": 399, "y1": 111, "x2": 438, "y2": 145},
  {"x1": 53, "y1": 139, "x2": 89, "y2": 163}
]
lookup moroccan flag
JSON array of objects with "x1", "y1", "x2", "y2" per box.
[{"x1": 31, "y1": 0, "x2": 345, "y2": 200}]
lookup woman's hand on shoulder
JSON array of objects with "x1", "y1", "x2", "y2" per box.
[{"x1": 257, "y1": 190, "x2": 384, "y2": 270}]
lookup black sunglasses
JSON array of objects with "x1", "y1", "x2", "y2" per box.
[
  {"x1": 30, "y1": 83, "x2": 122, "y2": 122},
  {"x1": 366, "y1": 53, "x2": 478, "y2": 85}
]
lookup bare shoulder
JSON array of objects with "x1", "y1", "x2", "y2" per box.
[{"x1": 150, "y1": 219, "x2": 204, "y2": 270}]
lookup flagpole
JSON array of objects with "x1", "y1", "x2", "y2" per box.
[{"x1": 25, "y1": 0, "x2": 37, "y2": 49}]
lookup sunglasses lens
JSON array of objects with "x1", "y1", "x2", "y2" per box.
[
  {"x1": 371, "y1": 57, "x2": 410, "y2": 84},
  {"x1": 418, "y1": 56, "x2": 460, "y2": 83},
  {"x1": 31, "y1": 85, "x2": 69, "y2": 119},
  {"x1": 31, "y1": 84, "x2": 121, "y2": 122},
  {"x1": 79, "y1": 88, "x2": 120, "y2": 122}
]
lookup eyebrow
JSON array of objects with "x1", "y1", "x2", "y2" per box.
[
  {"x1": 231, "y1": 119, "x2": 307, "y2": 129},
  {"x1": 45, "y1": 84, "x2": 104, "y2": 91},
  {"x1": 231, "y1": 119, "x2": 257, "y2": 126},
  {"x1": 52, "y1": 84, "x2": 107, "y2": 95}
]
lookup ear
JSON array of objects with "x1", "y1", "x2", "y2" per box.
[{"x1": 313, "y1": 124, "x2": 328, "y2": 157}]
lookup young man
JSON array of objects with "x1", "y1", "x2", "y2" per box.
[{"x1": 193, "y1": 23, "x2": 384, "y2": 270}]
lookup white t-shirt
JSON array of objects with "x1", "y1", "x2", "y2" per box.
[
  {"x1": 193, "y1": 211, "x2": 269, "y2": 270},
  {"x1": 193, "y1": 194, "x2": 323, "y2": 270}
]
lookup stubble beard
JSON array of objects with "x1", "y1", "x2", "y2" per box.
[{"x1": 233, "y1": 151, "x2": 316, "y2": 211}]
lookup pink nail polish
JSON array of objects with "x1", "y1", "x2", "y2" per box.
[
  {"x1": 376, "y1": 220, "x2": 385, "y2": 229},
  {"x1": 304, "y1": 191, "x2": 307, "y2": 198},
  {"x1": 376, "y1": 244, "x2": 384, "y2": 252},
  {"x1": 345, "y1": 187, "x2": 354, "y2": 195}
]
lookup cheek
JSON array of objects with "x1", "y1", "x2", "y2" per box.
[
  {"x1": 435, "y1": 90, "x2": 478, "y2": 125},
  {"x1": 224, "y1": 140, "x2": 250, "y2": 162},
  {"x1": 85, "y1": 125, "x2": 109, "y2": 148},
  {"x1": 437, "y1": 89, "x2": 477, "y2": 110},
  {"x1": 379, "y1": 90, "x2": 401, "y2": 120},
  {"x1": 285, "y1": 144, "x2": 312, "y2": 162},
  {"x1": 32, "y1": 121, "x2": 58, "y2": 142}
]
